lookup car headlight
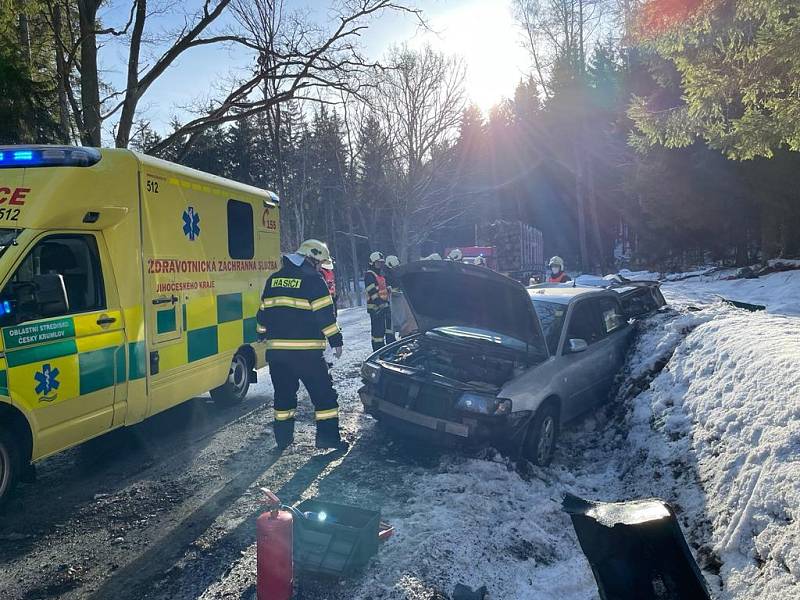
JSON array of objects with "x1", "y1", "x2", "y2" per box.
[
  {"x1": 361, "y1": 361, "x2": 381, "y2": 384},
  {"x1": 456, "y1": 392, "x2": 512, "y2": 416}
]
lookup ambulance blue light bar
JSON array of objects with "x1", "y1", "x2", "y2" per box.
[{"x1": 0, "y1": 146, "x2": 102, "y2": 169}]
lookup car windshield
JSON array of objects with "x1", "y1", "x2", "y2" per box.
[
  {"x1": 0, "y1": 228, "x2": 20, "y2": 258},
  {"x1": 532, "y1": 299, "x2": 567, "y2": 355},
  {"x1": 430, "y1": 325, "x2": 534, "y2": 354}
]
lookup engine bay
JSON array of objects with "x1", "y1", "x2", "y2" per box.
[{"x1": 378, "y1": 333, "x2": 526, "y2": 393}]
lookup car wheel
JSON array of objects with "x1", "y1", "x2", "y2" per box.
[
  {"x1": 523, "y1": 403, "x2": 559, "y2": 466},
  {"x1": 0, "y1": 427, "x2": 21, "y2": 507},
  {"x1": 210, "y1": 352, "x2": 251, "y2": 403}
]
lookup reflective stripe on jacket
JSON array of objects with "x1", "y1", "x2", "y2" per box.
[
  {"x1": 365, "y1": 269, "x2": 390, "y2": 313},
  {"x1": 257, "y1": 256, "x2": 343, "y2": 358}
]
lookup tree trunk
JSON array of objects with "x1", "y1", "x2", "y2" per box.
[
  {"x1": 759, "y1": 202, "x2": 781, "y2": 261},
  {"x1": 17, "y1": 8, "x2": 31, "y2": 69},
  {"x1": 52, "y1": 5, "x2": 72, "y2": 143},
  {"x1": 115, "y1": 0, "x2": 147, "y2": 147},
  {"x1": 78, "y1": 0, "x2": 102, "y2": 146},
  {"x1": 347, "y1": 208, "x2": 362, "y2": 306},
  {"x1": 586, "y1": 157, "x2": 605, "y2": 273},
  {"x1": 573, "y1": 142, "x2": 588, "y2": 271}
]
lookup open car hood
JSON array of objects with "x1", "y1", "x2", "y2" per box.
[{"x1": 395, "y1": 261, "x2": 546, "y2": 350}]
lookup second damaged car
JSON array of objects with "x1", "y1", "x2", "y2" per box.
[{"x1": 359, "y1": 261, "x2": 662, "y2": 465}]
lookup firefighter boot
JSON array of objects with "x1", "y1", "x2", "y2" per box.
[
  {"x1": 273, "y1": 418, "x2": 295, "y2": 451},
  {"x1": 315, "y1": 418, "x2": 348, "y2": 451}
]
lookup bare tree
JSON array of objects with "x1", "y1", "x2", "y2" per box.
[
  {"x1": 150, "y1": 0, "x2": 422, "y2": 157},
  {"x1": 45, "y1": 0, "x2": 420, "y2": 152},
  {"x1": 513, "y1": 0, "x2": 608, "y2": 92},
  {"x1": 365, "y1": 46, "x2": 467, "y2": 260}
]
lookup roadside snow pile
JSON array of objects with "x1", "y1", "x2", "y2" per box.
[
  {"x1": 665, "y1": 269, "x2": 800, "y2": 315},
  {"x1": 350, "y1": 455, "x2": 599, "y2": 600},
  {"x1": 617, "y1": 268, "x2": 660, "y2": 281},
  {"x1": 626, "y1": 309, "x2": 800, "y2": 600}
]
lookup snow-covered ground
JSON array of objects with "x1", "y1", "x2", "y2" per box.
[
  {"x1": 666, "y1": 269, "x2": 800, "y2": 316},
  {"x1": 328, "y1": 271, "x2": 799, "y2": 600}
]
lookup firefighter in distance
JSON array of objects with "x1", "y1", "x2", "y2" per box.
[
  {"x1": 547, "y1": 255, "x2": 572, "y2": 283},
  {"x1": 365, "y1": 251, "x2": 394, "y2": 351}
]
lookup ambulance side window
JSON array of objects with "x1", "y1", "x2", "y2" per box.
[
  {"x1": 227, "y1": 199, "x2": 254, "y2": 260},
  {"x1": 0, "y1": 234, "x2": 105, "y2": 326}
]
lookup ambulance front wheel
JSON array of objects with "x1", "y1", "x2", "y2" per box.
[
  {"x1": 0, "y1": 426, "x2": 21, "y2": 507},
  {"x1": 211, "y1": 351, "x2": 252, "y2": 404}
]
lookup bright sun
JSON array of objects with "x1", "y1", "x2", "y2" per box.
[{"x1": 412, "y1": 0, "x2": 530, "y2": 114}]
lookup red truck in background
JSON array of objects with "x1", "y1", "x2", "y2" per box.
[{"x1": 448, "y1": 220, "x2": 544, "y2": 283}]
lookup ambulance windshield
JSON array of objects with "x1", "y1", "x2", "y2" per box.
[{"x1": 0, "y1": 228, "x2": 20, "y2": 257}]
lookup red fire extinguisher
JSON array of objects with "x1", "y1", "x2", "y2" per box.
[{"x1": 257, "y1": 488, "x2": 293, "y2": 600}]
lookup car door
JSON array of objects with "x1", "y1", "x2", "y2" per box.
[
  {"x1": 559, "y1": 298, "x2": 608, "y2": 420},
  {"x1": 0, "y1": 232, "x2": 125, "y2": 459},
  {"x1": 590, "y1": 296, "x2": 630, "y2": 401}
]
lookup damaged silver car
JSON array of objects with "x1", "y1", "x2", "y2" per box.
[{"x1": 359, "y1": 261, "x2": 665, "y2": 465}]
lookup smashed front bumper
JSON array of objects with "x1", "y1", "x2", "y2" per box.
[{"x1": 359, "y1": 385, "x2": 527, "y2": 448}]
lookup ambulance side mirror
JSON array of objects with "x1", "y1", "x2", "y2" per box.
[{"x1": 32, "y1": 273, "x2": 70, "y2": 317}]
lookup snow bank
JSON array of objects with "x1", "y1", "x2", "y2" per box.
[
  {"x1": 618, "y1": 268, "x2": 661, "y2": 281},
  {"x1": 626, "y1": 309, "x2": 800, "y2": 599},
  {"x1": 350, "y1": 455, "x2": 598, "y2": 599},
  {"x1": 664, "y1": 269, "x2": 800, "y2": 315}
]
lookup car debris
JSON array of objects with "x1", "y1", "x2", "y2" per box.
[
  {"x1": 718, "y1": 296, "x2": 766, "y2": 312},
  {"x1": 452, "y1": 583, "x2": 490, "y2": 599},
  {"x1": 563, "y1": 493, "x2": 712, "y2": 600}
]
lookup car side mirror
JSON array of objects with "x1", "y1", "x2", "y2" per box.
[
  {"x1": 567, "y1": 338, "x2": 588, "y2": 353},
  {"x1": 32, "y1": 273, "x2": 69, "y2": 317}
]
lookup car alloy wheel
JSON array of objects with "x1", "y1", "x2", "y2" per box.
[
  {"x1": 537, "y1": 415, "x2": 555, "y2": 465},
  {"x1": 524, "y1": 402, "x2": 559, "y2": 466}
]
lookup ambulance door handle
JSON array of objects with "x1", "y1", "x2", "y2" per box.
[
  {"x1": 96, "y1": 316, "x2": 117, "y2": 325},
  {"x1": 152, "y1": 295, "x2": 178, "y2": 305}
]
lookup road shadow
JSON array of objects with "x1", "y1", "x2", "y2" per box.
[
  {"x1": 0, "y1": 394, "x2": 266, "y2": 560},
  {"x1": 92, "y1": 443, "x2": 344, "y2": 600}
]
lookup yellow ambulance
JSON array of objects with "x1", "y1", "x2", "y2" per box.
[{"x1": 0, "y1": 145, "x2": 280, "y2": 504}]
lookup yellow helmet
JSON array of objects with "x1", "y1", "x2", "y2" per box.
[
  {"x1": 296, "y1": 239, "x2": 331, "y2": 264},
  {"x1": 385, "y1": 255, "x2": 400, "y2": 268}
]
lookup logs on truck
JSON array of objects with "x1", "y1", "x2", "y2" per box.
[{"x1": 449, "y1": 220, "x2": 543, "y2": 283}]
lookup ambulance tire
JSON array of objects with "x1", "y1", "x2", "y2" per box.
[
  {"x1": 211, "y1": 351, "x2": 252, "y2": 404},
  {"x1": 0, "y1": 426, "x2": 21, "y2": 507}
]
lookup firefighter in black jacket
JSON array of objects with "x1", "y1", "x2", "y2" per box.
[
  {"x1": 365, "y1": 251, "x2": 392, "y2": 351},
  {"x1": 257, "y1": 239, "x2": 346, "y2": 451}
]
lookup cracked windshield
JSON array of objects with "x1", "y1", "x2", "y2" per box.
[{"x1": 0, "y1": 1, "x2": 797, "y2": 599}]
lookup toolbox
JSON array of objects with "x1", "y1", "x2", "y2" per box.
[{"x1": 293, "y1": 499, "x2": 381, "y2": 576}]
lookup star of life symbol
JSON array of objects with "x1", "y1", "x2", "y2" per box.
[
  {"x1": 182, "y1": 206, "x2": 200, "y2": 241},
  {"x1": 34, "y1": 363, "x2": 60, "y2": 402}
]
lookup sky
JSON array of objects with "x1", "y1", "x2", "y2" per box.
[{"x1": 98, "y1": 0, "x2": 531, "y2": 139}]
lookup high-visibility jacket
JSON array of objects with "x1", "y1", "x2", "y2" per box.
[
  {"x1": 257, "y1": 256, "x2": 343, "y2": 359},
  {"x1": 365, "y1": 269, "x2": 389, "y2": 314},
  {"x1": 321, "y1": 268, "x2": 336, "y2": 297},
  {"x1": 547, "y1": 271, "x2": 572, "y2": 283}
]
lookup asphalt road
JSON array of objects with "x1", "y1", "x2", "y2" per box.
[{"x1": 0, "y1": 308, "x2": 441, "y2": 600}]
